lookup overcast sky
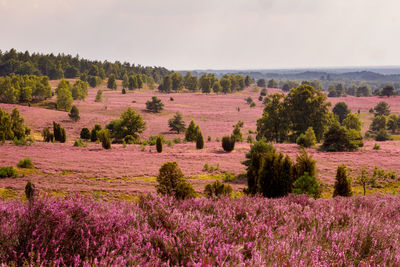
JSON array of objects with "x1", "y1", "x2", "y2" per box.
[{"x1": 0, "y1": 0, "x2": 399, "y2": 70}]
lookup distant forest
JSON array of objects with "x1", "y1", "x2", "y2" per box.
[{"x1": 0, "y1": 49, "x2": 170, "y2": 83}]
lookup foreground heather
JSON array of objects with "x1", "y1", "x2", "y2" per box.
[{"x1": 1, "y1": 194, "x2": 400, "y2": 266}]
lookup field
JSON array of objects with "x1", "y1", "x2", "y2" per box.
[
  {"x1": 2, "y1": 82, "x2": 400, "y2": 198},
  {"x1": 2, "y1": 194, "x2": 400, "y2": 265}
]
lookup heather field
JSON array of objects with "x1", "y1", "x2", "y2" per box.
[
  {"x1": 1, "y1": 194, "x2": 400, "y2": 266},
  {"x1": 2, "y1": 83, "x2": 400, "y2": 197}
]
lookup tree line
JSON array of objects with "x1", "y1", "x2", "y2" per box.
[
  {"x1": 0, "y1": 48, "x2": 169, "y2": 83},
  {"x1": 158, "y1": 72, "x2": 253, "y2": 93}
]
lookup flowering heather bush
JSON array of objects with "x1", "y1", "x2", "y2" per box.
[{"x1": 1, "y1": 194, "x2": 400, "y2": 265}]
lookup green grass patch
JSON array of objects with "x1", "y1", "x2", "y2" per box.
[
  {"x1": 191, "y1": 173, "x2": 225, "y2": 181},
  {"x1": 0, "y1": 187, "x2": 18, "y2": 199}
]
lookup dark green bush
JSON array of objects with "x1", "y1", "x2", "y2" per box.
[
  {"x1": 375, "y1": 129, "x2": 391, "y2": 141},
  {"x1": 156, "y1": 162, "x2": 184, "y2": 196},
  {"x1": 204, "y1": 180, "x2": 232, "y2": 198},
  {"x1": 333, "y1": 165, "x2": 352, "y2": 197},
  {"x1": 124, "y1": 135, "x2": 136, "y2": 144},
  {"x1": 175, "y1": 182, "x2": 196, "y2": 200},
  {"x1": 0, "y1": 166, "x2": 17, "y2": 178},
  {"x1": 98, "y1": 129, "x2": 111, "y2": 149},
  {"x1": 17, "y1": 158, "x2": 34, "y2": 168},
  {"x1": 222, "y1": 135, "x2": 235, "y2": 152},
  {"x1": 80, "y1": 128, "x2": 91, "y2": 140},
  {"x1": 196, "y1": 131, "x2": 204, "y2": 149},
  {"x1": 156, "y1": 136, "x2": 163, "y2": 153},
  {"x1": 293, "y1": 172, "x2": 321, "y2": 199},
  {"x1": 74, "y1": 139, "x2": 87, "y2": 147}
]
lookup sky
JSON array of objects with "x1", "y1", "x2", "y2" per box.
[{"x1": 0, "y1": 0, "x2": 399, "y2": 70}]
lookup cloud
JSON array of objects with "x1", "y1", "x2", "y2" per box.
[{"x1": 0, "y1": 0, "x2": 399, "y2": 69}]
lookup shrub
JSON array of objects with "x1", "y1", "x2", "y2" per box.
[
  {"x1": 80, "y1": 128, "x2": 91, "y2": 140},
  {"x1": 232, "y1": 121, "x2": 244, "y2": 142},
  {"x1": 59, "y1": 128, "x2": 66, "y2": 143},
  {"x1": 373, "y1": 143, "x2": 380, "y2": 150},
  {"x1": 0, "y1": 166, "x2": 18, "y2": 178},
  {"x1": 156, "y1": 136, "x2": 162, "y2": 153},
  {"x1": 223, "y1": 172, "x2": 236, "y2": 182},
  {"x1": 247, "y1": 135, "x2": 253, "y2": 143},
  {"x1": 250, "y1": 102, "x2": 256, "y2": 108},
  {"x1": 294, "y1": 149, "x2": 316, "y2": 179},
  {"x1": 321, "y1": 124, "x2": 361, "y2": 152},
  {"x1": 245, "y1": 97, "x2": 253, "y2": 104},
  {"x1": 204, "y1": 180, "x2": 232, "y2": 198},
  {"x1": 17, "y1": 158, "x2": 34, "y2": 168},
  {"x1": 196, "y1": 130, "x2": 204, "y2": 149},
  {"x1": 90, "y1": 124, "x2": 102, "y2": 142},
  {"x1": 175, "y1": 182, "x2": 196, "y2": 200},
  {"x1": 98, "y1": 129, "x2": 111, "y2": 149},
  {"x1": 25, "y1": 180, "x2": 35, "y2": 201},
  {"x1": 122, "y1": 88, "x2": 126, "y2": 94},
  {"x1": 260, "y1": 88, "x2": 267, "y2": 96},
  {"x1": 168, "y1": 112, "x2": 186, "y2": 134},
  {"x1": 146, "y1": 96, "x2": 164, "y2": 113},
  {"x1": 156, "y1": 162, "x2": 184, "y2": 196},
  {"x1": 42, "y1": 127, "x2": 54, "y2": 142},
  {"x1": 333, "y1": 165, "x2": 352, "y2": 197},
  {"x1": 258, "y1": 96, "x2": 263, "y2": 101},
  {"x1": 53, "y1": 122, "x2": 66, "y2": 143},
  {"x1": 375, "y1": 129, "x2": 391, "y2": 141},
  {"x1": 124, "y1": 135, "x2": 136, "y2": 144},
  {"x1": 68, "y1": 105, "x2": 80, "y2": 122},
  {"x1": 222, "y1": 135, "x2": 235, "y2": 152},
  {"x1": 74, "y1": 139, "x2": 87, "y2": 147},
  {"x1": 95, "y1": 90, "x2": 103, "y2": 102},
  {"x1": 296, "y1": 127, "x2": 316, "y2": 148},
  {"x1": 185, "y1": 120, "x2": 199, "y2": 142},
  {"x1": 293, "y1": 172, "x2": 321, "y2": 199}
]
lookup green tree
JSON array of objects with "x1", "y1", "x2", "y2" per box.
[
  {"x1": 267, "y1": 79, "x2": 278, "y2": 88},
  {"x1": 212, "y1": 81, "x2": 222, "y2": 94},
  {"x1": 56, "y1": 79, "x2": 73, "y2": 111},
  {"x1": 185, "y1": 120, "x2": 199, "y2": 141},
  {"x1": 146, "y1": 96, "x2": 164, "y2": 113},
  {"x1": 220, "y1": 78, "x2": 231, "y2": 94},
  {"x1": 357, "y1": 168, "x2": 369, "y2": 196},
  {"x1": 256, "y1": 79, "x2": 266, "y2": 87},
  {"x1": 200, "y1": 74, "x2": 211, "y2": 94},
  {"x1": 243, "y1": 140, "x2": 276, "y2": 195},
  {"x1": 71, "y1": 80, "x2": 88, "y2": 100},
  {"x1": 375, "y1": 128, "x2": 391, "y2": 141},
  {"x1": 168, "y1": 112, "x2": 186, "y2": 134},
  {"x1": 244, "y1": 75, "x2": 252, "y2": 87},
  {"x1": 333, "y1": 165, "x2": 352, "y2": 197},
  {"x1": 370, "y1": 115, "x2": 387, "y2": 132},
  {"x1": 98, "y1": 129, "x2": 111, "y2": 149},
  {"x1": 0, "y1": 108, "x2": 14, "y2": 140},
  {"x1": 196, "y1": 129, "x2": 204, "y2": 149},
  {"x1": 256, "y1": 94, "x2": 289, "y2": 142},
  {"x1": 68, "y1": 105, "x2": 80, "y2": 121},
  {"x1": 204, "y1": 180, "x2": 232, "y2": 198},
  {"x1": 342, "y1": 113, "x2": 362, "y2": 131},
  {"x1": 387, "y1": 114, "x2": 399, "y2": 133},
  {"x1": 258, "y1": 151, "x2": 293, "y2": 198},
  {"x1": 122, "y1": 74, "x2": 129, "y2": 89},
  {"x1": 296, "y1": 127, "x2": 317, "y2": 148},
  {"x1": 232, "y1": 120, "x2": 244, "y2": 142},
  {"x1": 128, "y1": 75, "x2": 138, "y2": 90},
  {"x1": 332, "y1": 102, "x2": 350, "y2": 124},
  {"x1": 156, "y1": 162, "x2": 185, "y2": 196},
  {"x1": 381, "y1": 85, "x2": 395, "y2": 97},
  {"x1": 95, "y1": 89, "x2": 103, "y2": 102},
  {"x1": 321, "y1": 124, "x2": 361, "y2": 152},
  {"x1": 222, "y1": 135, "x2": 235, "y2": 152},
  {"x1": 186, "y1": 75, "x2": 198, "y2": 91},
  {"x1": 107, "y1": 74, "x2": 117, "y2": 90},
  {"x1": 158, "y1": 75, "x2": 172, "y2": 93},
  {"x1": 90, "y1": 124, "x2": 102, "y2": 142},
  {"x1": 285, "y1": 85, "x2": 330, "y2": 142},
  {"x1": 11, "y1": 108, "x2": 29, "y2": 140},
  {"x1": 171, "y1": 72, "x2": 183, "y2": 91},
  {"x1": 374, "y1": 101, "x2": 390, "y2": 117},
  {"x1": 107, "y1": 107, "x2": 146, "y2": 141},
  {"x1": 80, "y1": 127, "x2": 91, "y2": 140},
  {"x1": 293, "y1": 173, "x2": 321, "y2": 198},
  {"x1": 156, "y1": 136, "x2": 162, "y2": 153}
]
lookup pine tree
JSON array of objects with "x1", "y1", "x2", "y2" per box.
[
  {"x1": 107, "y1": 74, "x2": 117, "y2": 90},
  {"x1": 196, "y1": 130, "x2": 204, "y2": 149},
  {"x1": 185, "y1": 120, "x2": 199, "y2": 142},
  {"x1": 68, "y1": 105, "x2": 80, "y2": 121},
  {"x1": 333, "y1": 165, "x2": 352, "y2": 197},
  {"x1": 156, "y1": 136, "x2": 163, "y2": 153},
  {"x1": 168, "y1": 112, "x2": 186, "y2": 133},
  {"x1": 98, "y1": 129, "x2": 111, "y2": 149}
]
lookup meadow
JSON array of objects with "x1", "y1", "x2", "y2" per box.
[{"x1": 1, "y1": 82, "x2": 400, "y2": 198}]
